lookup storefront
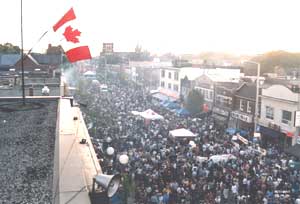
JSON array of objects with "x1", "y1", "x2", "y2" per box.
[
  {"x1": 259, "y1": 125, "x2": 292, "y2": 149},
  {"x1": 212, "y1": 107, "x2": 230, "y2": 128},
  {"x1": 231, "y1": 110, "x2": 254, "y2": 135}
]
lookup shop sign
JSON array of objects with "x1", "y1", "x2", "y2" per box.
[
  {"x1": 231, "y1": 111, "x2": 253, "y2": 123},
  {"x1": 213, "y1": 107, "x2": 229, "y2": 117}
]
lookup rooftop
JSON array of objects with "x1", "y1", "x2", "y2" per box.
[
  {"x1": 235, "y1": 83, "x2": 257, "y2": 100},
  {"x1": 0, "y1": 99, "x2": 57, "y2": 203}
]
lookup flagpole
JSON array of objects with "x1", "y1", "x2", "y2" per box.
[{"x1": 21, "y1": 0, "x2": 25, "y2": 105}]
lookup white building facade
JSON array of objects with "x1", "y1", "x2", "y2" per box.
[
  {"x1": 159, "y1": 67, "x2": 181, "y2": 98},
  {"x1": 159, "y1": 66, "x2": 241, "y2": 99},
  {"x1": 258, "y1": 84, "x2": 300, "y2": 146}
]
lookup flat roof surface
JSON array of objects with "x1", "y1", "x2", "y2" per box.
[
  {"x1": 0, "y1": 86, "x2": 60, "y2": 97},
  {"x1": 0, "y1": 100, "x2": 57, "y2": 203}
]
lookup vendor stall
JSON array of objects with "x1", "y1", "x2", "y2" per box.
[{"x1": 169, "y1": 128, "x2": 196, "y2": 140}]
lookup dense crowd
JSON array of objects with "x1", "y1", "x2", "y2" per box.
[{"x1": 79, "y1": 79, "x2": 300, "y2": 204}]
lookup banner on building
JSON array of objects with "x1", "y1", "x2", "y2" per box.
[{"x1": 295, "y1": 111, "x2": 300, "y2": 127}]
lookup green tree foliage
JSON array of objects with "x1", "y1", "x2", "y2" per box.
[
  {"x1": 0, "y1": 43, "x2": 20, "y2": 54},
  {"x1": 246, "y1": 50, "x2": 300, "y2": 75},
  {"x1": 185, "y1": 89, "x2": 204, "y2": 115}
]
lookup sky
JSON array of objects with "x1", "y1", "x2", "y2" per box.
[{"x1": 2, "y1": 0, "x2": 300, "y2": 56}]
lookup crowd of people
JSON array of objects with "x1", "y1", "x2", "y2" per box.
[{"x1": 77, "y1": 77, "x2": 300, "y2": 204}]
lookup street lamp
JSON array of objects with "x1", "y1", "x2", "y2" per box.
[{"x1": 242, "y1": 60, "x2": 261, "y2": 135}]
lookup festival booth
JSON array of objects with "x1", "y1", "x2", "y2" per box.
[
  {"x1": 169, "y1": 128, "x2": 196, "y2": 141},
  {"x1": 131, "y1": 109, "x2": 164, "y2": 125}
]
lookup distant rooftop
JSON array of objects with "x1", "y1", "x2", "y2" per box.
[
  {"x1": 0, "y1": 53, "x2": 62, "y2": 68},
  {"x1": 0, "y1": 54, "x2": 21, "y2": 67},
  {"x1": 262, "y1": 77, "x2": 300, "y2": 92}
]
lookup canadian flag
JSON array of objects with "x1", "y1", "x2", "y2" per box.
[{"x1": 53, "y1": 8, "x2": 91, "y2": 63}]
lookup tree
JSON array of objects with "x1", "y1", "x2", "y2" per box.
[
  {"x1": 0, "y1": 43, "x2": 20, "y2": 54},
  {"x1": 244, "y1": 50, "x2": 300, "y2": 75},
  {"x1": 185, "y1": 89, "x2": 204, "y2": 115}
]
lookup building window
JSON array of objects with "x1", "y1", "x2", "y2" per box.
[
  {"x1": 200, "y1": 89, "x2": 204, "y2": 95},
  {"x1": 266, "y1": 106, "x2": 274, "y2": 120},
  {"x1": 161, "y1": 81, "x2": 165, "y2": 88},
  {"x1": 240, "y1": 99, "x2": 244, "y2": 111},
  {"x1": 247, "y1": 101, "x2": 252, "y2": 113},
  {"x1": 282, "y1": 110, "x2": 292, "y2": 124},
  {"x1": 173, "y1": 84, "x2": 179, "y2": 91},
  {"x1": 168, "y1": 83, "x2": 171, "y2": 89},
  {"x1": 161, "y1": 70, "x2": 165, "y2": 78},
  {"x1": 168, "y1": 72, "x2": 172, "y2": 79},
  {"x1": 209, "y1": 91, "x2": 213, "y2": 100},
  {"x1": 203, "y1": 90, "x2": 207, "y2": 99},
  {"x1": 174, "y1": 72, "x2": 179, "y2": 81}
]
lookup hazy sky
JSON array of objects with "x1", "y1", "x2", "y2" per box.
[{"x1": 2, "y1": 0, "x2": 300, "y2": 56}]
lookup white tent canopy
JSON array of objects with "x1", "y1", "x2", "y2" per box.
[
  {"x1": 169, "y1": 128, "x2": 196, "y2": 139},
  {"x1": 131, "y1": 109, "x2": 164, "y2": 120},
  {"x1": 209, "y1": 154, "x2": 237, "y2": 163},
  {"x1": 83, "y1": 71, "x2": 96, "y2": 76}
]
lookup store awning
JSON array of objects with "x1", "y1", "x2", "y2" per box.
[
  {"x1": 260, "y1": 126, "x2": 282, "y2": 138},
  {"x1": 286, "y1": 132, "x2": 294, "y2": 138},
  {"x1": 152, "y1": 92, "x2": 176, "y2": 102},
  {"x1": 226, "y1": 128, "x2": 237, "y2": 135}
]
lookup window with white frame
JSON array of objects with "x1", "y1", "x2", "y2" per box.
[
  {"x1": 161, "y1": 70, "x2": 165, "y2": 78},
  {"x1": 266, "y1": 106, "x2": 274, "y2": 120},
  {"x1": 247, "y1": 101, "x2": 251, "y2": 113},
  {"x1": 174, "y1": 72, "x2": 179, "y2": 81},
  {"x1": 173, "y1": 84, "x2": 179, "y2": 91},
  {"x1": 168, "y1": 83, "x2": 171, "y2": 89},
  {"x1": 168, "y1": 72, "x2": 172, "y2": 79},
  {"x1": 209, "y1": 91, "x2": 213, "y2": 100},
  {"x1": 240, "y1": 99, "x2": 244, "y2": 111},
  {"x1": 161, "y1": 81, "x2": 165, "y2": 87},
  {"x1": 205, "y1": 90, "x2": 208, "y2": 99},
  {"x1": 282, "y1": 110, "x2": 292, "y2": 125}
]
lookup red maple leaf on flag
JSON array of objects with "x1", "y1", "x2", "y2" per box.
[{"x1": 63, "y1": 25, "x2": 81, "y2": 43}]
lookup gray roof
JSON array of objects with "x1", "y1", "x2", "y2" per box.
[
  {"x1": 235, "y1": 83, "x2": 257, "y2": 100},
  {"x1": 216, "y1": 82, "x2": 241, "y2": 90},
  {"x1": 31, "y1": 54, "x2": 62, "y2": 65},
  {"x1": 0, "y1": 54, "x2": 21, "y2": 66},
  {"x1": 262, "y1": 78, "x2": 300, "y2": 91}
]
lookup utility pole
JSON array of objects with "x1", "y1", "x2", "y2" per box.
[
  {"x1": 20, "y1": 0, "x2": 25, "y2": 105},
  {"x1": 295, "y1": 91, "x2": 300, "y2": 145}
]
